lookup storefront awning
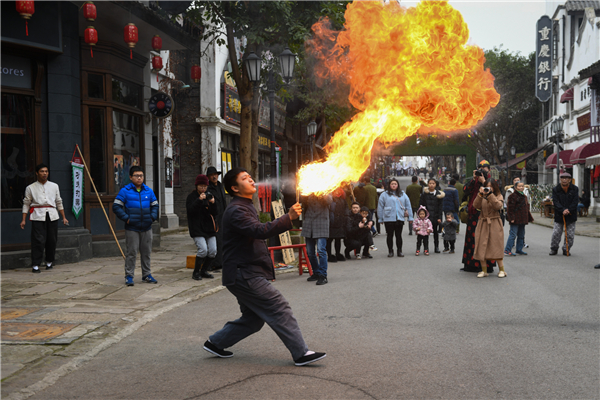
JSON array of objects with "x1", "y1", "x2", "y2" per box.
[
  {"x1": 560, "y1": 88, "x2": 574, "y2": 103},
  {"x1": 545, "y1": 150, "x2": 573, "y2": 169},
  {"x1": 507, "y1": 144, "x2": 547, "y2": 167},
  {"x1": 585, "y1": 154, "x2": 600, "y2": 168},
  {"x1": 570, "y1": 142, "x2": 600, "y2": 164}
]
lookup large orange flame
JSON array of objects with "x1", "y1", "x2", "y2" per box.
[{"x1": 298, "y1": 0, "x2": 500, "y2": 196}]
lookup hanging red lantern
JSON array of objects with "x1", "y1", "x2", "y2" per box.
[
  {"x1": 151, "y1": 56, "x2": 162, "y2": 72},
  {"x1": 82, "y1": 2, "x2": 96, "y2": 22},
  {"x1": 191, "y1": 65, "x2": 201, "y2": 83},
  {"x1": 151, "y1": 35, "x2": 162, "y2": 52},
  {"x1": 16, "y1": 1, "x2": 35, "y2": 36},
  {"x1": 123, "y1": 23, "x2": 138, "y2": 59},
  {"x1": 84, "y1": 26, "x2": 98, "y2": 58}
]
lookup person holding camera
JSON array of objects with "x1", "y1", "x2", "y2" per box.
[
  {"x1": 473, "y1": 179, "x2": 506, "y2": 277},
  {"x1": 419, "y1": 178, "x2": 445, "y2": 253},
  {"x1": 186, "y1": 174, "x2": 218, "y2": 280},
  {"x1": 461, "y1": 160, "x2": 496, "y2": 274}
]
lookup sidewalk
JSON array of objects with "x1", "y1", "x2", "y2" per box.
[
  {"x1": 0, "y1": 231, "x2": 300, "y2": 400},
  {"x1": 531, "y1": 214, "x2": 600, "y2": 238}
]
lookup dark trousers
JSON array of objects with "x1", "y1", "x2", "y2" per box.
[
  {"x1": 31, "y1": 213, "x2": 58, "y2": 267},
  {"x1": 209, "y1": 270, "x2": 307, "y2": 360},
  {"x1": 430, "y1": 219, "x2": 440, "y2": 247},
  {"x1": 384, "y1": 221, "x2": 404, "y2": 252},
  {"x1": 416, "y1": 235, "x2": 429, "y2": 251},
  {"x1": 345, "y1": 235, "x2": 372, "y2": 256},
  {"x1": 444, "y1": 240, "x2": 455, "y2": 251},
  {"x1": 326, "y1": 237, "x2": 342, "y2": 256}
]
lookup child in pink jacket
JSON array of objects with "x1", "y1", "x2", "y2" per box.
[{"x1": 413, "y1": 205, "x2": 433, "y2": 256}]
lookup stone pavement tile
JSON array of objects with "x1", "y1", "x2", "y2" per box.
[
  {"x1": 46, "y1": 323, "x2": 103, "y2": 344},
  {"x1": 1, "y1": 344, "x2": 62, "y2": 379},
  {"x1": 76, "y1": 300, "x2": 156, "y2": 311},
  {"x1": 16, "y1": 283, "x2": 70, "y2": 296},
  {"x1": 37, "y1": 283, "x2": 98, "y2": 300},
  {"x1": 1, "y1": 282, "x2": 37, "y2": 294},
  {"x1": 134, "y1": 286, "x2": 191, "y2": 302},
  {"x1": 23, "y1": 272, "x2": 81, "y2": 283},
  {"x1": 61, "y1": 307, "x2": 135, "y2": 314},
  {"x1": 70, "y1": 285, "x2": 121, "y2": 300},
  {"x1": 102, "y1": 286, "x2": 149, "y2": 301},
  {"x1": 57, "y1": 273, "x2": 122, "y2": 285},
  {"x1": 34, "y1": 311, "x2": 117, "y2": 323}
]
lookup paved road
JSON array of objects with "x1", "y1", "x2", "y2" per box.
[{"x1": 27, "y1": 197, "x2": 599, "y2": 399}]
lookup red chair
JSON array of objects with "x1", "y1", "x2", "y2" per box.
[{"x1": 268, "y1": 243, "x2": 312, "y2": 276}]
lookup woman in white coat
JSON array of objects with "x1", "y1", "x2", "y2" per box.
[{"x1": 377, "y1": 179, "x2": 414, "y2": 258}]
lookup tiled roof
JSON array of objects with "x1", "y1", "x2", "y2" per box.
[{"x1": 565, "y1": 0, "x2": 600, "y2": 11}]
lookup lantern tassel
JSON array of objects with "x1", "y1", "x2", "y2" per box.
[
  {"x1": 26, "y1": 20, "x2": 29, "y2": 36},
  {"x1": 90, "y1": 47, "x2": 94, "y2": 58},
  {"x1": 130, "y1": 49, "x2": 132, "y2": 59}
]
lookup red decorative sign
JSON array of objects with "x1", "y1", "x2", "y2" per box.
[{"x1": 577, "y1": 112, "x2": 591, "y2": 133}]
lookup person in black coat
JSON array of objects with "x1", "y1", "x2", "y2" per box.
[
  {"x1": 327, "y1": 188, "x2": 348, "y2": 263},
  {"x1": 187, "y1": 174, "x2": 219, "y2": 280},
  {"x1": 419, "y1": 178, "x2": 445, "y2": 253},
  {"x1": 204, "y1": 167, "x2": 326, "y2": 366},
  {"x1": 344, "y1": 203, "x2": 374, "y2": 259},
  {"x1": 550, "y1": 172, "x2": 579, "y2": 256},
  {"x1": 206, "y1": 166, "x2": 227, "y2": 271}
]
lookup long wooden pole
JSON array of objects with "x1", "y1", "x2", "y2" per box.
[
  {"x1": 76, "y1": 145, "x2": 125, "y2": 259},
  {"x1": 563, "y1": 214, "x2": 570, "y2": 256}
]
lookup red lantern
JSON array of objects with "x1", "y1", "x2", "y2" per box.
[
  {"x1": 83, "y1": 2, "x2": 96, "y2": 22},
  {"x1": 152, "y1": 55, "x2": 162, "y2": 82},
  {"x1": 84, "y1": 26, "x2": 98, "y2": 58},
  {"x1": 123, "y1": 23, "x2": 138, "y2": 59},
  {"x1": 191, "y1": 65, "x2": 201, "y2": 83},
  {"x1": 16, "y1": 1, "x2": 35, "y2": 36},
  {"x1": 151, "y1": 35, "x2": 162, "y2": 52}
]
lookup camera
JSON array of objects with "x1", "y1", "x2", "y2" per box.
[
  {"x1": 474, "y1": 169, "x2": 485, "y2": 177},
  {"x1": 205, "y1": 192, "x2": 214, "y2": 201},
  {"x1": 482, "y1": 187, "x2": 491, "y2": 194}
]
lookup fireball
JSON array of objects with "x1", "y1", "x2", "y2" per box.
[{"x1": 298, "y1": 0, "x2": 500, "y2": 196}]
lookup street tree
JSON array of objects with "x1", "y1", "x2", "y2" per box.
[
  {"x1": 467, "y1": 47, "x2": 541, "y2": 186},
  {"x1": 185, "y1": 1, "x2": 348, "y2": 177}
]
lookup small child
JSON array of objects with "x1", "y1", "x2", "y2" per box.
[
  {"x1": 413, "y1": 205, "x2": 433, "y2": 256},
  {"x1": 441, "y1": 213, "x2": 459, "y2": 254},
  {"x1": 358, "y1": 206, "x2": 374, "y2": 259}
]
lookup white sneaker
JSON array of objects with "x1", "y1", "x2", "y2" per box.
[
  {"x1": 370, "y1": 245, "x2": 378, "y2": 251},
  {"x1": 356, "y1": 254, "x2": 362, "y2": 260}
]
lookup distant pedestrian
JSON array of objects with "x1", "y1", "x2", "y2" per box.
[
  {"x1": 21, "y1": 164, "x2": 69, "y2": 273},
  {"x1": 578, "y1": 190, "x2": 590, "y2": 217},
  {"x1": 113, "y1": 166, "x2": 159, "y2": 286},
  {"x1": 186, "y1": 174, "x2": 218, "y2": 280},
  {"x1": 442, "y1": 178, "x2": 459, "y2": 227},
  {"x1": 442, "y1": 213, "x2": 459, "y2": 253},
  {"x1": 549, "y1": 172, "x2": 578, "y2": 256},
  {"x1": 405, "y1": 175, "x2": 423, "y2": 236},
  {"x1": 419, "y1": 179, "x2": 445, "y2": 253},
  {"x1": 204, "y1": 167, "x2": 326, "y2": 366},
  {"x1": 473, "y1": 178, "x2": 506, "y2": 278},
  {"x1": 413, "y1": 206, "x2": 433, "y2": 256},
  {"x1": 301, "y1": 193, "x2": 333, "y2": 285},
  {"x1": 504, "y1": 181, "x2": 534, "y2": 257},
  {"x1": 327, "y1": 188, "x2": 347, "y2": 263},
  {"x1": 206, "y1": 166, "x2": 227, "y2": 271},
  {"x1": 377, "y1": 178, "x2": 412, "y2": 257},
  {"x1": 363, "y1": 178, "x2": 378, "y2": 235}
]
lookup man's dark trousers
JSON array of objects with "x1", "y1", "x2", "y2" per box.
[
  {"x1": 31, "y1": 213, "x2": 58, "y2": 266},
  {"x1": 209, "y1": 270, "x2": 308, "y2": 360}
]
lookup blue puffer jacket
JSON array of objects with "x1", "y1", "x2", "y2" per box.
[
  {"x1": 113, "y1": 183, "x2": 159, "y2": 232},
  {"x1": 377, "y1": 191, "x2": 414, "y2": 223}
]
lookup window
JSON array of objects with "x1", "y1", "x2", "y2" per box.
[
  {"x1": 88, "y1": 74, "x2": 104, "y2": 99},
  {"x1": 113, "y1": 110, "x2": 140, "y2": 190},
  {"x1": 112, "y1": 78, "x2": 140, "y2": 109},
  {"x1": 89, "y1": 108, "x2": 106, "y2": 192},
  {"x1": 1, "y1": 94, "x2": 35, "y2": 209}
]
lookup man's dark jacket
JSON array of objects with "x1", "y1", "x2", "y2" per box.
[
  {"x1": 419, "y1": 188, "x2": 445, "y2": 221},
  {"x1": 186, "y1": 190, "x2": 218, "y2": 238},
  {"x1": 221, "y1": 196, "x2": 292, "y2": 286},
  {"x1": 442, "y1": 185, "x2": 459, "y2": 212},
  {"x1": 345, "y1": 212, "x2": 370, "y2": 247},
  {"x1": 552, "y1": 183, "x2": 579, "y2": 224}
]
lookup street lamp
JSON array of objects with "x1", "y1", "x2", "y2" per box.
[
  {"x1": 244, "y1": 47, "x2": 297, "y2": 182},
  {"x1": 307, "y1": 120, "x2": 317, "y2": 162},
  {"x1": 551, "y1": 116, "x2": 564, "y2": 183}
]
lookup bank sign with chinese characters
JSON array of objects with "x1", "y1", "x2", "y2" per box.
[{"x1": 535, "y1": 16, "x2": 553, "y2": 102}]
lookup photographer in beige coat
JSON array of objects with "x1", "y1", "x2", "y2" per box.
[{"x1": 473, "y1": 178, "x2": 506, "y2": 278}]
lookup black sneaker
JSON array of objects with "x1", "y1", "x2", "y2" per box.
[
  {"x1": 203, "y1": 340, "x2": 233, "y2": 358},
  {"x1": 362, "y1": 253, "x2": 373, "y2": 259},
  {"x1": 549, "y1": 249, "x2": 558, "y2": 256},
  {"x1": 316, "y1": 276, "x2": 328, "y2": 285},
  {"x1": 294, "y1": 352, "x2": 327, "y2": 366},
  {"x1": 307, "y1": 274, "x2": 319, "y2": 282},
  {"x1": 45, "y1": 263, "x2": 53, "y2": 270},
  {"x1": 32, "y1": 266, "x2": 41, "y2": 274},
  {"x1": 563, "y1": 250, "x2": 570, "y2": 256}
]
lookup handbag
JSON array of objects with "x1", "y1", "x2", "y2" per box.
[{"x1": 459, "y1": 200, "x2": 469, "y2": 224}]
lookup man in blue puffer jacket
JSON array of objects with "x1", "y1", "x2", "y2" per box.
[{"x1": 113, "y1": 166, "x2": 159, "y2": 286}]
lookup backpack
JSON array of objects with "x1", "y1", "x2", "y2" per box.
[{"x1": 458, "y1": 200, "x2": 469, "y2": 224}]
